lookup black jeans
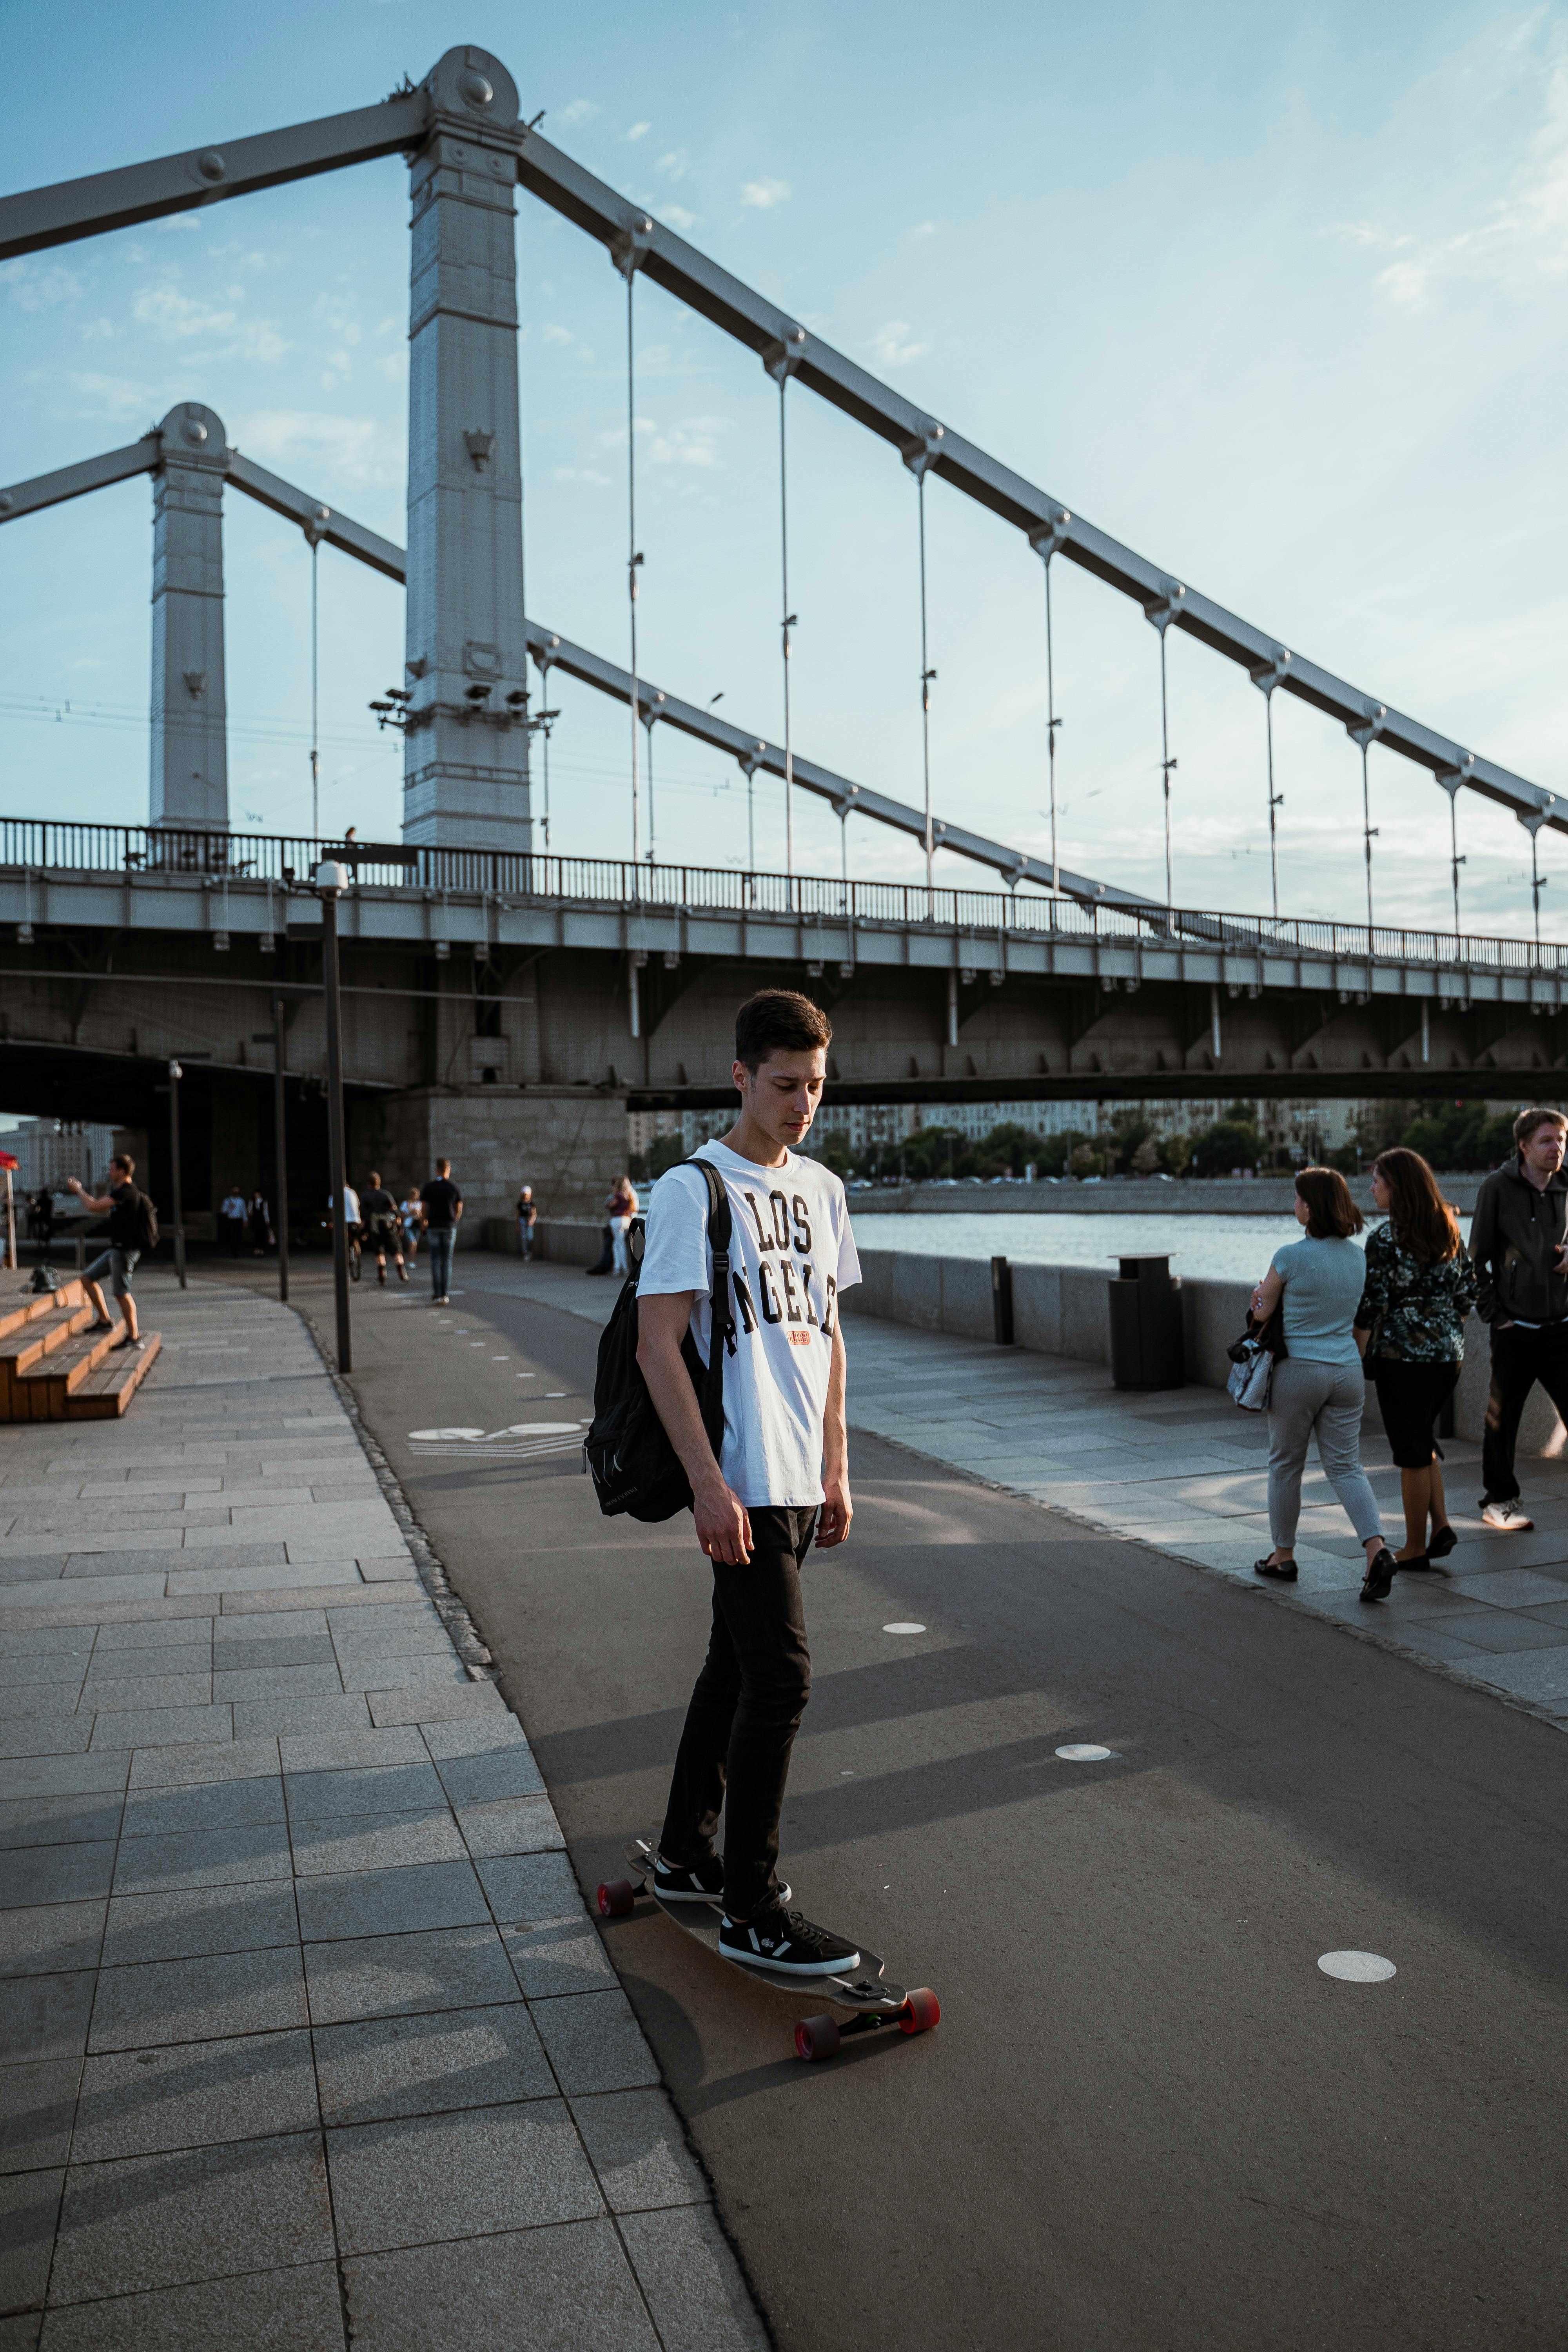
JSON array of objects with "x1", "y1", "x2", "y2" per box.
[
  {"x1": 660, "y1": 1504, "x2": 818, "y2": 1922},
  {"x1": 1482, "y1": 1322, "x2": 1568, "y2": 1501}
]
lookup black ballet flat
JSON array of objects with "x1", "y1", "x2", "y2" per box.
[
  {"x1": 1427, "y1": 1526, "x2": 1458, "y2": 1562},
  {"x1": 1254, "y1": 1556, "x2": 1298, "y2": 1581}
]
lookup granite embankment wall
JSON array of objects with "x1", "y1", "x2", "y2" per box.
[
  {"x1": 477, "y1": 1216, "x2": 1563, "y2": 1459},
  {"x1": 840, "y1": 1246, "x2": 1562, "y2": 1461},
  {"x1": 855, "y1": 1174, "x2": 1488, "y2": 1217}
]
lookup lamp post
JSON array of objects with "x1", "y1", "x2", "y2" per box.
[
  {"x1": 314, "y1": 861, "x2": 352, "y2": 1373},
  {"x1": 167, "y1": 1060, "x2": 187, "y2": 1290}
]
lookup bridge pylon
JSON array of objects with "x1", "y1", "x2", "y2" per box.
[{"x1": 150, "y1": 401, "x2": 229, "y2": 833}]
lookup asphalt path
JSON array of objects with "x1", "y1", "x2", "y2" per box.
[{"x1": 229, "y1": 1262, "x2": 1568, "y2": 2351}]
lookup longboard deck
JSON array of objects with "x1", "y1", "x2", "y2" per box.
[{"x1": 620, "y1": 1834, "x2": 909, "y2": 2015}]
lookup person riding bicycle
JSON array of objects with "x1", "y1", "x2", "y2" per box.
[
  {"x1": 329, "y1": 1184, "x2": 362, "y2": 1269},
  {"x1": 361, "y1": 1171, "x2": 408, "y2": 1287}
]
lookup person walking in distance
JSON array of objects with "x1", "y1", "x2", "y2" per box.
[
  {"x1": 1355, "y1": 1149, "x2": 1475, "y2": 1570},
  {"x1": 1469, "y1": 1105, "x2": 1568, "y2": 1531},
  {"x1": 608, "y1": 1172, "x2": 639, "y2": 1278},
  {"x1": 361, "y1": 1172, "x2": 408, "y2": 1287},
  {"x1": 64, "y1": 1154, "x2": 149, "y2": 1350},
  {"x1": 420, "y1": 1158, "x2": 463, "y2": 1305},
  {"x1": 1249, "y1": 1165, "x2": 1399, "y2": 1602},
  {"x1": 400, "y1": 1186, "x2": 422, "y2": 1269},
  {"x1": 516, "y1": 1183, "x2": 537, "y2": 1263},
  {"x1": 247, "y1": 1190, "x2": 272, "y2": 1257},
  {"x1": 220, "y1": 1185, "x2": 248, "y2": 1257},
  {"x1": 637, "y1": 989, "x2": 864, "y2": 1977}
]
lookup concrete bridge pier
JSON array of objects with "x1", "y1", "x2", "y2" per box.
[{"x1": 352, "y1": 1084, "x2": 628, "y2": 1228}]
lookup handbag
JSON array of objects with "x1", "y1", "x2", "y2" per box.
[{"x1": 1226, "y1": 1341, "x2": 1275, "y2": 1412}]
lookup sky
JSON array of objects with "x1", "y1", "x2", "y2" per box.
[{"x1": 4, "y1": 0, "x2": 1568, "y2": 942}]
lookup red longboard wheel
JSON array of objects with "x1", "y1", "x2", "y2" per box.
[
  {"x1": 597, "y1": 1878, "x2": 635, "y2": 1920},
  {"x1": 794, "y1": 2014, "x2": 841, "y2": 2062},
  {"x1": 900, "y1": 1987, "x2": 940, "y2": 2034}
]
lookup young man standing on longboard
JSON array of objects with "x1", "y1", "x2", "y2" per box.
[{"x1": 636, "y1": 989, "x2": 863, "y2": 1978}]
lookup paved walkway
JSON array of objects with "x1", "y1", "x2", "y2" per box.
[
  {"x1": 0, "y1": 1268, "x2": 762, "y2": 2349},
  {"x1": 466, "y1": 1256, "x2": 1568, "y2": 1735}
]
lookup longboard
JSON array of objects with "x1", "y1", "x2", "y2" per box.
[{"x1": 597, "y1": 1834, "x2": 940, "y2": 2062}]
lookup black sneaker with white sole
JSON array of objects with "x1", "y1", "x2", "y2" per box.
[
  {"x1": 653, "y1": 1853, "x2": 791, "y2": 1906},
  {"x1": 718, "y1": 1905, "x2": 860, "y2": 1977}
]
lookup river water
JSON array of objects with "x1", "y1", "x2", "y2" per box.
[{"x1": 847, "y1": 1210, "x2": 1475, "y2": 1284}]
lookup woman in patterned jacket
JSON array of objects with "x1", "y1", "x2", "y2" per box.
[{"x1": 1355, "y1": 1147, "x2": 1476, "y2": 1572}]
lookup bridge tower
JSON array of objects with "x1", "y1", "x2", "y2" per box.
[
  {"x1": 150, "y1": 400, "x2": 228, "y2": 831},
  {"x1": 402, "y1": 47, "x2": 532, "y2": 854}
]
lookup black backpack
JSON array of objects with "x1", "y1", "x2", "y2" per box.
[
  {"x1": 132, "y1": 1191, "x2": 160, "y2": 1253},
  {"x1": 584, "y1": 1160, "x2": 735, "y2": 1522}
]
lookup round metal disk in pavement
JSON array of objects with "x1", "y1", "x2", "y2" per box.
[
  {"x1": 1056, "y1": 1744, "x2": 1115, "y2": 1761},
  {"x1": 883, "y1": 1622, "x2": 926, "y2": 1634},
  {"x1": 1318, "y1": 1950, "x2": 1397, "y2": 1982}
]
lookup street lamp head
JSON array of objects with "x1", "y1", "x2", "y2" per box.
[
  {"x1": 168, "y1": 1059, "x2": 182, "y2": 1080},
  {"x1": 313, "y1": 860, "x2": 349, "y2": 895}
]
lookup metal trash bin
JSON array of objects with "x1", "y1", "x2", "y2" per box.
[{"x1": 1108, "y1": 1254, "x2": 1185, "y2": 1390}]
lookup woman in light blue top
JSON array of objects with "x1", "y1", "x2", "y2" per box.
[{"x1": 1249, "y1": 1165, "x2": 1397, "y2": 1604}]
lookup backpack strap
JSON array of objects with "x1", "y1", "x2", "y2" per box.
[{"x1": 694, "y1": 1159, "x2": 734, "y2": 1457}]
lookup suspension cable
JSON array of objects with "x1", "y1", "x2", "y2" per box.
[
  {"x1": 1044, "y1": 554, "x2": 1060, "y2": 896},
  {"x1": 1158, "y1": 628, "x2": 1175, "y2": 910},
  {"x1": 1448, "y1": 792, "x2": 1465, "y2": 939},
  {"x1": 625, "y1": 268, "x2": 642, "y2": 882},
  {"x1": 778, "y1": 376, "x2": 796, "y2": 903},
  {"x1": 1264, "y1": 690, "x2": 1282, "y2": 923},
  {"x1": 310, "y1": 537, "x2": 320, "y2": 842},
  {"x1": 1360, "y1": 742, "x2": 1377, "y2": 931},
  {"x1": 918, "y1": 471, "x2": 935, "y2": 908}
]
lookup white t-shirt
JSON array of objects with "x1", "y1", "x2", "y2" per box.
[
  {"x1": 637, "y1": 1140, "x2": 861, "y2": 1508},
  {"x1": 330, "y1": 1188, "x2": 361, "y2": 1224}
]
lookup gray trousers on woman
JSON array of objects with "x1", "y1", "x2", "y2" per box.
[{"x1": 1267, "y1": 1356, "x2": 1384, "y2": 1549}]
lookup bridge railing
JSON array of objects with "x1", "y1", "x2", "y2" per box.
[{"x1": 2, "y1": 818, "x2": 1564, "y2": 976}]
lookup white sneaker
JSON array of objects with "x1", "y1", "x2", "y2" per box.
[{"x1": 1481, "y1": 1501, "x2": 1534, "y2": 1532}]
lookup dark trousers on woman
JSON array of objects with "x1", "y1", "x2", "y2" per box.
[
  {"x1": 1483, "y1": 1321, "x2": 1568, "y2": 1501},
  {"x1": 660, "y1": 1504, "x2": 817, "y2": 1922}
]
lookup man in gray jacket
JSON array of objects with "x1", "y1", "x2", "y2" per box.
[{"x1": 1470, "y1": 1104, "x2": 1568, "y2": 1530}]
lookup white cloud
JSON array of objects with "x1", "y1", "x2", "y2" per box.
[
  {"x1": 557, "y1": 98, "x2": 600, "y2": 126},
  {"x1": 627, "y1": 121, "x2": 652, "y2": 143},
  {"x1": 864, "y1": 319, "x2": 930, "y2": 368},
  {"x1": 740, "y1": 178, "x2": 791, "y2": 211},
  {"x1": 131, "y1": 278, "x2": 288, "y2": 363},
  {"x1": 657, "y1": 204, "x2": 700, "y2": 234},
  {"x1": 541, "y1": 322, "x2": 575, "y2": 345},
  {"x1": 232, "y1": 410, "x2": 401, "y2": 488},
  {"x1": 910, "y1": 220, "x2": 938, "y2": 240},
  {"x1": 0, "y1": 259, "x2": 87, "y2": 310},
  {"x1": 80, "y1": 318, "x2": 116, "y2": 342},
  {"x1": 67, "y1": 370, "x2": 160, "y2": 422},
  {"x1": 656, "y1": 149, "x2": 691, "y2": 181},
  {"x1": 650, "y1": 414, "x2": 733, "y2": 470},
  {"x1": 1355, "y1": 46, "x2": 1568, "y2": 310},
  {"x1": 550, "y1": 464, "x2": 612, "y2": 486}
]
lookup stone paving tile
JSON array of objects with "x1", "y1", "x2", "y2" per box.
[
  {"x1": 0, "y1": 1581, "x2": 168, "y2": 1617},
  {"x1": 212, "y1": 1609, "x2": 330, "y2": 1644},
  {"x1": 570, "y1": 2088, "x2": 710, "y2": 2214},
  {"x1": 87, "y1": 1706, "x2": 232, "y2": 1753},
  {"x1": 312, "y1": 2000, "x2": 554, "y2": 2126},
  {"x1": 36, "y1": 2260, "x2": 347, "y2": 2350},
  {"x1": 0, "y1": 1653, "x2": 91, "y2": 1690},
  {"x1": 85, "y1": 1615, "x2": 215, "y2": 1651},
  {"x1": 212, "y1": 1664, "x2": 346, "y2": 1702},
  {"x1": 283, "y1": 1764, "x2": 446, "y2": 1821},
  {"x1": 294, "y1": 1858, "x2": 488, "y2": 1945},
  {"x1": 220, "y1": 1581, "x2": 423, "y2": 1617},
  {"x1": 333, "y1": 1654, "x2": 466, "y2": 1695},
  {"x1": 618, "y1": 2205, "x2": 772, "y2": 2352},
  {"x1": 531, "y1": 1991, "x2": 663, "y2": 2096},
  {"x1": 101, "y1": 1882, "x2": 301, "y2": 1968},
  {"x1": 278, "y1": 1728, "x2": 428, "y2": 1774},
  {"x1": 289, "y1": 1810, "x2": 467, "y2": 1880},
  {"x1": 419, "y1": 1713, "x2": 530, "y2": 1762},
  {"x1": 303, "y1": 1924, "x2": 521, "y2": 2026},
  {"x1": 368, "y1": 1683, "x2": 504, "y2": 1728},
  {"x1": 0, "y1": 1904, "x2": 105, "y2": 1982},
  {"x1": 48, "y1": 2129, "x2": 334, "y2": 2303},
  {"x1": 231, "y1": 1695, "x2": 373, "y2": 1741},
  {"x1": 456, "y1": 1796, "x2": 564, "y2": 1858},
  {"x1": 0, "y1": 2167, "x2": 62, "y2": 2312},
  {"x1": 88, "y1": 1947, "x2": 310, "y2": 2052},
  {"x1": 432, "y1": 1744, "x2": 545, "y2": 1805},
  {"x1": 326, "y1": 2098, "x2": 601, "y2": 2255},
  {"x1": 126, "y1": 1739, "x2": 280, "y2": 1791},
  {"x1": 77, "y1": 1672, "x2": 214, "y2": 1714},
  {"x1": 0, "y1": 1720, "x2": 96, "y2": 1762},
  {"x1": 0, "y1": 1793, "x2": 123, "y2": 1851},
  {"x1": 121, "y1": 1775, "x2": 285, "y2": 1839},
  {"x1": 111, "y1": 1822, "x2": 294, "y2": 1896},
  {"x1": 475, "y1": 1850, "x2": 582, "y2": 1926},
  {"x1": 0, "y1": 2058, "x2": 80, "y2": 2176},
  {"x1": 0, "y1": 1974, "x2": 96, "y2": 2066},
  {"x1": 210, "y1": 1635, "x2": 336, "y2": 1674},
  {"x1": 72, "y1": 2031, "x2": 319, "y2": 2163},
  {"x1": 341, "y1": 2220, "x2": 659, "y2": 2352},
  {"x1": 0, "y1": 1844, "x2": 116, "y2": 1913},
  {"x1": 501, "y1": 1917, "x2": 618, "y2": 2000}
]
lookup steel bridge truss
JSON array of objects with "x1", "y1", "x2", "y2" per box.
[{"x1": 0, "y1": 43, "x2": 1561, "y2": 881}]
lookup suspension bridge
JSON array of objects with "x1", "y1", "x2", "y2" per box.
[{"x1": 2, "y1": 44, "x2": 1564, "y2": 1221}]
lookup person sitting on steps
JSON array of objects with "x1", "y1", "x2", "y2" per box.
[{"x1": 636, "y1": 987, "x2": 864, "y2": 1978}]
